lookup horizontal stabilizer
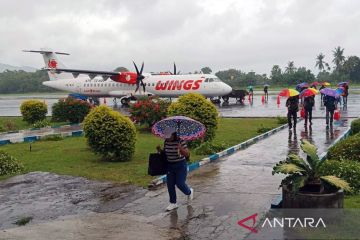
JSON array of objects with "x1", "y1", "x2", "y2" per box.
[{"x1": 23, "y1": 50, "x2": 70, "y2": 55}]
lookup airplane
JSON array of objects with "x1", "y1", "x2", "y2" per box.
[{"x1": 24, "y1": 48, "x2": 233, "y2": 105}]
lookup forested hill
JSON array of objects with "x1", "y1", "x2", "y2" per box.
[{"x1": 0, "y1": 70, "x2": 59, "y2": 94}]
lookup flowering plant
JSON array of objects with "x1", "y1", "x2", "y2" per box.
[{"x1": 130, "y1": 96, "x2": 170, "y2": 128}]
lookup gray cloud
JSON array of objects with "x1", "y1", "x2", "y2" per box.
[{"x1": 0, "y1": 0, "x2": 359, "y2": 74}]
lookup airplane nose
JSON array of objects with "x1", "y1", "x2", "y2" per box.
[{"x1": 225, "y1": 83, "x2": 232, "y2": 94}]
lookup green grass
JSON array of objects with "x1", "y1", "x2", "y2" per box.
[
  {"x1": 0, "y1": 117, "x2": 67, "y2": 132},
  {"x1": 345, "y1": 195, "x2": 360, "y2": 208},
  {"x1": 0, "y1": 118, "x2": 280, "y2": 187}
]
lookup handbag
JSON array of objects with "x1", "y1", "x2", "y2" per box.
[
  {"x1": 300, "y1": 108, "x2": 305, "y2": 118},
  {"x1": 334, "y1": 110, "x2": 341, "y2": 121},
  {"x1": 148, "y1": 151, "x2": 167, "y2": 176}
]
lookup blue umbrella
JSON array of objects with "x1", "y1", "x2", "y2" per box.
[
  {"x1": 320, "y1": 88, "x2": 340, "y2": 98},
  {"x1": 263, "y1": 84, "x2": 270, "y2": 87},
  {"x1": 152, "y1": 116, "x2": 206, "y2": 141},
  {"x1": 336, "y1": 87, "x2": 344, "y2": 95}
]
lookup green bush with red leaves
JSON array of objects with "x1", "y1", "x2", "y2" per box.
[
  {"x1": 129, "y1": 96, "x2": 170, "y2": 128},
  {"x1": 52, "y1": 97, "x2": 93, "y2": 123}
]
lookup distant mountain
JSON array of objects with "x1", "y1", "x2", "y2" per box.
[{"x1": 0, "y1": 63, "x2": 37, "y2": 72}]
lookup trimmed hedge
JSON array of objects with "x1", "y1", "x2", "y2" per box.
[
  {"x1": 327, "y1": 133, "x2": 360, "y2": 162},
  {"x1": 351, "y1": 118, "x2": 360, "y2": 135},
  {"x1": 194, "y1": 141, "x2": 226, "y2": 155},
  {"x1": 320, "y1": 160, "x2": 360, "y2": 194},
  {"x1": 0, "y1": 150, "x2": 24, "y2": 176},
  {"x1": 168, "y1": 93, "x2": 218, "y2": 145},
  {"x1": 20, "y1": 100, "x2": 47, "y2": 124},
  {"x1": 83, "y1": 105, "x2": 136, "y2": 161}
]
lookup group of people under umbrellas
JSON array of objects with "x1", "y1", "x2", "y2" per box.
[{"x1": 279, "y1": 81, "x2": 349, "y2": 131}]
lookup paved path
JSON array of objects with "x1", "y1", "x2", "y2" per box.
[{"x1": 0, "y1": 118, "x2": 351, "y2": 240}]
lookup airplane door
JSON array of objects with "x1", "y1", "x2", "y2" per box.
[{"x1": 76, "y1": 82, "x2": 81, "y2": 93}]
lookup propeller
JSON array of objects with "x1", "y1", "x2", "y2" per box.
[
  {"x1": 133, "y1": 61, "x2": 146, "y2": 92},
  {"x1": 171, "y1": 62, "x2": 180, "y2": 75}
]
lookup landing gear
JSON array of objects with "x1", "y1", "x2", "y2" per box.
[
  {"x1": 210, "y1": 97, "x2": 221, "y2": 104},
  {"x1": 222, "y1": 96, "x2": 229, "y2": 103},
  {"x1": 120, "y1": 96, "x2": 137, "y2": 106},
  {"x1": 120, "y1": 97, "x2": 130, "y2": 106}
]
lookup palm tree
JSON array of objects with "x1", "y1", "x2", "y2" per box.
[
  {"x1": 285, "y1": 61, "x2": 296, "y2": 74},
  {"x1": 332, "y1": 46, "x2": 345, "y2": 70},
  {"x1": 315, "y1": 53, "x2": 325, "y2": 71}
]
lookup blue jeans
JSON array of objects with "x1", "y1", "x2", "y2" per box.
[{"x1": 167, "y1": 160, "x2": 191, "y2": 204}]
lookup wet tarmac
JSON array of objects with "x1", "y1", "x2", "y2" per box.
[
  {"x1": 1, "y1": 92, "x2": 359, "y2": 119},
  {"x1": 0, "y1": 118, "x2": 351, "y2": 239}
]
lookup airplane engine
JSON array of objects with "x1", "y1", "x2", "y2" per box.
[{"x1": 110, "y1": 72, "x2": 137, "y2": 84}]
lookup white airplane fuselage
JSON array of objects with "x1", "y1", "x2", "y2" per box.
[{"x1": 43, "y1": 74, "x2": 232, "y2": 98}]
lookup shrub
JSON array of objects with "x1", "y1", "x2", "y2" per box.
[
  {"x1": 351, "y1": 118, "x2": 360, "y2": 135},
  {"x1": 83, "y1": 105, "x2": 136, "y2": 161},
  {"x1": 320, "y1": 160, "x2": 360, "y2": 194},
  {"x1": 32, "y1": 119, "x2": 50, "y2": 129},
  {"x1": 2, "y1": 120, "x2": 16, "y2": 131},
  {"x1": 52, "y1": 97, "x2": 92, "y2": 123},
  {"x1": 327, "y1": 133, "x2": 360, "y2": 162},
  {"x1": 0, "y1": 150, "x2": 24, "y2": 176},
  {"x1": 130, "y1": 96, "x2": 170, "y2": 128},
  {"x1": 168, "y1": 93, "x2": 218, "y2": 145},
  {"x1": 20, "y1": 100, "x2": 47, "y2": 124},
  {"x1": 41, "y1": 134, "x2": 63, "y2": 141},
  {"x1": 276, "y1": 116, "x2": 288, "y2": 124},
  {"x1": 194, "y1": 141, "x2": 226, "y2": 155}
]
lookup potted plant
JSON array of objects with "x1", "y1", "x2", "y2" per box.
[{"x1": 272, "y1": 139, "x2": 351, "y2": 208}]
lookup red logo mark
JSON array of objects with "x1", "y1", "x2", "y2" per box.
[
  {"x1": 237, "y1": 213, "x2": 258, "y2": 233},
  {"x1": 48, "y1": 59, "x2": 58, "y2": 69},
  {"x1": 155, "y1": 80, "x2": 202, "y2": 91}
]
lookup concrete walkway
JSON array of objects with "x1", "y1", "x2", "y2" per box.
[{"x1": 0, "y1": 118, "x2": 351, "y2": 240}]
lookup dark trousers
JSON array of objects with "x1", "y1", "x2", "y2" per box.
[
  {"x1": 167, "y1": 160, "x2": 191, "y2": 204},
  {"x1": 287, "y1": 110, "x2": 297, "y2": 128},
  {"x1": 304, "y1": 108, "x2": 312, "y2": 125},
  {"x1": 326, "y1": 109, "x2": 334, "y2": 125}
]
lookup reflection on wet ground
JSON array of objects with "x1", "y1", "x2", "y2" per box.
[{"x1": 1, "y1": 93, "x2": 359, "y2": 118}]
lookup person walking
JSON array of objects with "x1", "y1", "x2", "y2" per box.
[
  {"x1": 303, "y1": 95, "x2": 315, "y2": 126},
  {"x1": 343, "y1": 84, "x2": 349, "y2": 105},
  {"x1": 263, "y1": 85, "x2": 269, "y2": 101},
  {"x1": 323, "y1": 95, "x2": 337, "y2": 128},
  {"x1": 156, "y1": 128, "x2": 193, "y2": 211},
  {"x1": 286, "y1": 96, "x2": 299, "y2": 131}
]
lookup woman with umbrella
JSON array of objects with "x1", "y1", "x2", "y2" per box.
[
  {"x1": 279, "y1": 89, "x2": 300, "y2": 131},
  {"x1": 300, "y1": 88, "x2": 318, "y2": 126},
  {"x1": 338, "y1": 82, "x2": 349, "y2": 105},
  {"x1": 153, "y1": 116, "x2": 206, "y2": 211},
  {"x1": 263, "y1": 84, "x2": 269, "y2": 101},
  {"x1": 320, "y1": 88, "x2": 339, "y2": 128}
]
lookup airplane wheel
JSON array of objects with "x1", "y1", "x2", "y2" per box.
[
  {"x1": 222, "y1": 96, "x2": 229, "y2": 102},
  {"x1": 121, "y1": 97, "x2": 129, "y2": 105}
]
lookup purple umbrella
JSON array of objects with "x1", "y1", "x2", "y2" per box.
[
  {"x1": 296, "y1": 82, "x2": 309, "y2": 88},
  {"x1": 320, "y1": 88, "x2": 340, "y2": 98},
  {"x1": 152, "y1": 116, "x2": 206, "y2": 141},
  {"x1": 337, "y1": 81, "x2": 349, "y2": 87}
]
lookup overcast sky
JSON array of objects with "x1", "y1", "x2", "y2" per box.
[{"x1": 0, "y1": 0, "x2": 359, "y2": 75}]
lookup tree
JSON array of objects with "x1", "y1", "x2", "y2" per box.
[
  {"x1": 201, "y1": 67, "x2": 212, "y2": 74},
  {"x1": 342, "y1": 56, "x2": 360, "y2": 83},
  {"x1": 332, "y1": 46, "x2": 345, "y2": 70},
  {"x1": 285, "y1": 61, "x2": 296, "y2": 74},
  {"x1": 113, "y1": 66, "x2": 129, "y2": 72},
  {"x1": 270, "y1": 65, "x2": 283, "y2": 84},
  {"x1": 315, "y1": 53, "x2": 326, "y2": 71}
]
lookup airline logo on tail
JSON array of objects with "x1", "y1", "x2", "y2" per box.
[{"x1": 48, "y1": 59, "x2": 58, "y2": 69}]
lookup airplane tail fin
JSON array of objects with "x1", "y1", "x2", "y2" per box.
[{"x1": 23, "y1": 48, "x2": 73, "y2": 81}]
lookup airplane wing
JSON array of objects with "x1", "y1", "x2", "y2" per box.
[{"x1": 45, "y1": 68, "x2": 119, "y2": 80}]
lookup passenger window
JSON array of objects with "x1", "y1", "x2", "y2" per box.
[
  {"x1": 209, "y1": 78, "x2": 214, "y2": 82},
  {"x1": 205, "y1": 78, "x2": 209, "y2": 82}
]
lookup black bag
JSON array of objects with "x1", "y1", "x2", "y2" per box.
[{"x1": 148, "y1": 152, "x2": 167, "y2": 176}]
